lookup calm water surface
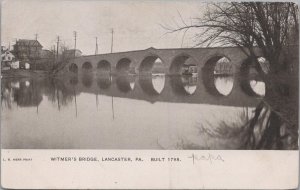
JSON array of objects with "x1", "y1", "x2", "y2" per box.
[{"x1": 1, "y1": 73, "x2": 269, "y2": 149}]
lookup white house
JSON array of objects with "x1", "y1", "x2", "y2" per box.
[
  {"x1": 1, "y1": 50, "x2": 17, "y2": 69},
  {"x1": 1, "y1": 51, "x2": 15, "y2": 62}
]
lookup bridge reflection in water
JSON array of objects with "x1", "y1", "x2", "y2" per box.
[
  {"x1": 70, "y1": 73, "x2": 264, "y2": 106},
  {"x1": 1, "y1": 72, "x2": 269, "y2": 149}
]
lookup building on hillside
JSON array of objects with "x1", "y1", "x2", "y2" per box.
[{"x1": 13, "y1": 39, "x2": 43, "y2": 62}]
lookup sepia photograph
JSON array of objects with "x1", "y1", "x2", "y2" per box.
[
  {"x1": 1, "y1": 0, "x2": 298, "y2": 150},
  {"x1": 1, "y1": 1, "x2": 299, "y2": 189}
]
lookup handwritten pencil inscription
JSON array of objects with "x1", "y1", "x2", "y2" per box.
[{"x1": 188, "y1": 153, "x2": 225, "y2": 164}]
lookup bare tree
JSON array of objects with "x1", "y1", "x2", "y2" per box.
[
  {"x1": 163, "y1": 2, "x2": 298, "y2": 75},
  {"x1": 50, "y1": 41, "x2": 75, "y2": 74},
  {"x1": 163, "y1": 2, "x2": 299, "y2": 148},
  {"x1": 59, "y1": 42, "x2": 71, "y2": 64}
]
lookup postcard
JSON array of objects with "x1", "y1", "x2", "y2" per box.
[{"x1": 1, "y1": 0, "x2": 298, "y2": 189}]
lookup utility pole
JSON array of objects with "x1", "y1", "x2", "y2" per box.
[
  {"x1": 95, "y1": 37, "x2": 98, "y2": 55},
  {"x1": 73, "y1": 31, "x2": 77, "y2": 58},
  {"x1": 35, "y1": 33, "x2": 38, "y2": 41},
  {"x1": 110, "y1": 28, "x2": 114, "y2": 53}
]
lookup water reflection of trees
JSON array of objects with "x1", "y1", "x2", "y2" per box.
[
  {"x1": 1, "y1": 78, "x2": 77, "y2": 109},
  {"x1": 1, "y1": 79, "x2": 43, "y2": 108},
  {"x1": 42, "y1": 78, "x2": 75, "y2": 107},
  {"x1": 176, "y1": 101, "x2": 297, "y2": 150},
  {"x1": 1, "y1": 80, "x2": 14, "y2": 109},
  {"x1": 240, "y1": 102, "x2": 296, "y2": 149},
  {"x1": 6, "y1": 79, "x2": 43, "y2": 107}
]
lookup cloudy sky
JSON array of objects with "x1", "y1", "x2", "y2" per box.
[{"x1": 2, "y1": 0, "x2": 205, "y2": 55}]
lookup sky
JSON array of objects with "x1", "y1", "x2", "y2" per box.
[{"x1": 1, "y1": 0, "x2": 206, "y2": 55}]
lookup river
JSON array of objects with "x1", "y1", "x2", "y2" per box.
[{"x1": 2, "y1": 73, "x2": 291, "y2": 149}]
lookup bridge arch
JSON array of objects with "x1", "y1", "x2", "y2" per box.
[
  {"x1": 202, "y1": 55, "x2": 235, "y2": 96},
  {"x1": 97, "y1": 60, "x2": 111, "y2": 72},
  {"x1": 240, "y1": 56, "x2": 270, "y2": 75},
  {"x1": 138, "y1": 55, "x2": 166, "y2": 74},
  {"x1": 116, "y1": 58, "x2": 132, "y2": 73},
  {"x1": 169, "y1": 53, "x2": 198, "y2": 75},
  {"x1": 240, "y1": 57, "x2": 266, "y2": 97},
  {"x1": 69, "y1": 63, "x2": 78, "y2": 73},
  {"x1": 203, "y1": 55, "x2": 233, "y2": 74},
  {"x1": 82, "y1": 62, "x2": 93, "y2": 71}
]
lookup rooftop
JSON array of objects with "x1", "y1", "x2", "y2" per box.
[{"x1": 15, "y1": 39, "x2": 42, "y2": 47}]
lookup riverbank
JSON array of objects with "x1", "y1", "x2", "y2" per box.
[{"x1": 1, "y1": 69, "x2": 53, "y2": 78}]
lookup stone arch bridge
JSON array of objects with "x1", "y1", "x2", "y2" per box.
[{"x1": 61, "y1": 46, "x2": 262, "y2": 75}]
